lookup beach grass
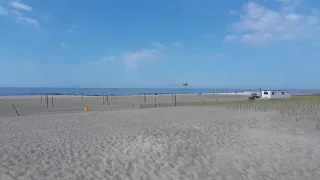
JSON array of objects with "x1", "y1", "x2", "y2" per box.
[{"x1": 200, "y1": 95, "x2": 320, "y2": 122}]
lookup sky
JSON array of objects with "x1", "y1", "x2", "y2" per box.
[{"x1": 0, "y1": 0, "x2": 320, "y2": 89}]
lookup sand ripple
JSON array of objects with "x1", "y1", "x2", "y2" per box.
[{"x1": 0, "y1": 107, "x2": 320, "y2": 180}]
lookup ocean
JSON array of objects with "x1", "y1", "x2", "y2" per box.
[{"x1": 0, "y1": 87, "x2": 319, "y2": 96}]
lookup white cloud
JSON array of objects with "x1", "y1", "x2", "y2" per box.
[
  {"x1": 121, "y1": 49, "x2": 160, "y2": 69},
  {"x1": 0, "y1": 5, "x2": 8, "y2": 15},
  {"x1": 197, "y1": 53, "x2": 227, "y2": 60},
  {"x1": 66, "y1": 24, "x2": 77, "y2": 33},
  {"x1": 282, "y1": 5, "x2": 295, "y2": 12},
  {"x1": 100, "y1": 55, "x2": 116, "y2": 62},
  {"x1": 1, "y1": 1, "x2": 43, "y2": 29},
  {"x1": 225, "y1": 35, "x2": 238, "y2": 41},
  {"x1": 10, "y1": 1, "x2": 32, "y2": 11},
  {"x1": 225, "y1": 1, "x2": 320, "y2": 43},
  {"x1": 277, "y1": 0, "x2": 303, "y2": 12},
  {"x1": 16, "y1": 16, "x2": 39, "y2": 28},
  {"x1": 286, "y1": 13, "x2": 301, "y2": 20},
  {"x1": 172, "y1": 42, "x2": 182, "y2": 46},
  {"x1": 95, "y1": 49, "x2": 161, "y2": 69},
  {"x1": 277, "y1": 0, "x2": 304, "y2": 5},
  {"x1": 152, "y1": 42, "x2": 166, "y2": 49}
]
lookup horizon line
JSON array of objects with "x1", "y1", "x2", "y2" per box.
[{"x1": 0, "y1": 87, "x2": 319, "y2": 90}]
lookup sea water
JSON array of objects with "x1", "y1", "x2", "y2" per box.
[{"x1": 0, "y1": 87, "x2": 254, "y2": 96}]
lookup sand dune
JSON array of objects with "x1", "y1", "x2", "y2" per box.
[{"x1": 1, "y1": 107, "x2": 320, "y2": 180}]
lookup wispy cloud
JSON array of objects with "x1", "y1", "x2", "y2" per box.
[
  {"x1": 225, "y1": 1, "x2": 320, "y2": 43},
  {"x1": 152, "y1": 42, "x2": 166, "y2": 49},
  {"x1": 196, "y1": 53, "x2": 227, "y2": 60},
  {"x1": 17, "y1": 17, "x2": 39, "y2": 28},
  {"x1": 99, "y1": 55, "x2": 116, "y2": 63},
  {"x1": 171, "y1": 42, "x2": 182, "y2": 47},
  {"x1": 66, "y1": 24, "x2": 77, "y2": 33},
  {"x1": 2, "y1": 1, "x2": 42, "y2": 29},
  {"x1": 0, "y1": 5, "x2": 8, "y2": 15},
  {"x1": 90, "y1": 41, "x2": 225, "y2": 70},
  {"x1": 9, "y1": 1, "x2": 32, "y2": 11},
  {"x1": 66, "y1": 29, "x2": 76, "y2": 33},
  {"x1": 95, "y1": 49, "x2": 161, "y2": 69},
  {"x1": 121, "y1": 49, "x2": 160, "y2": 69}
]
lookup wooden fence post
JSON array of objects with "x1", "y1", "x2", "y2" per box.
[
  {"x1": 46, "y1": 95, "x2": 49, "y2": 108},
  {"x1": 12, "y1": 104, "x2": 20, "y2": 116},
  {"x1": 172, "y1": 94, "x2": 174, "y2": 104}
]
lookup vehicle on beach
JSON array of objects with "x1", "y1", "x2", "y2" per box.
[{"x1": 249, "y1": 93, "x2": 260, "y2": 100}]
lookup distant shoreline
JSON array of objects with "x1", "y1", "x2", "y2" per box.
[
  {"x1": 0, "y1": 87, "x2": 251, "y2": 96},
  {"x1": 0, "y1": 87, "x2": 319, "y2": 96}
]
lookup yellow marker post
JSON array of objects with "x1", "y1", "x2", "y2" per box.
[{"x1": 84, "y1": 105, "x2": 89, "y2": 112}]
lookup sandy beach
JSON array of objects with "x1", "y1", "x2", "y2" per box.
[
  {"x1": 0, "y1": 106, "x2": 320, "y2": 180},
  {"x1": 0, "y1": 94, "x2": 249, "y2": 117}
]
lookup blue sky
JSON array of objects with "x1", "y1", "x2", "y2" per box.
[{"x1": 0, "y1": 0, "x2": 320, "y2": 89}]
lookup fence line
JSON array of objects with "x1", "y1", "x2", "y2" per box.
[{"x1": 0, "y1": 93, "x2": 250, "y2": 117}]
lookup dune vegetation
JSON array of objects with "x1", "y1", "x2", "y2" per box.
[{"x1": 201, "y1": 95, "x2": 320, "y2": 124}]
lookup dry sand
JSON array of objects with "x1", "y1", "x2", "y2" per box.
[
  {"x1": 1, "y1": 107, "x2": 320, "y2": 180},
  {"x1": 0, "y1": 94, "x2": 249, "y2": 117}
]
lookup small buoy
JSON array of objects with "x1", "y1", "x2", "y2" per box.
[{"x1": 84, "y1": 105, "x2": 89, "y2": 112}]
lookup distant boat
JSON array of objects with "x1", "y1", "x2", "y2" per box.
[{"x1": 183, "y1": 82, "x2": 188, "y2": 86}]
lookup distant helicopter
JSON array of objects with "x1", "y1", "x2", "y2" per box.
[{"x1": 183, "y1": 82, "x2": 188, "y2": 86}]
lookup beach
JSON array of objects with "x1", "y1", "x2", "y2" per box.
[
  {"x1": 0, "y1": 94, "x2": 250, "y2": 117},
  {"x1": 1, "y1": 106, "x2": 320, "y2": 179}
]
